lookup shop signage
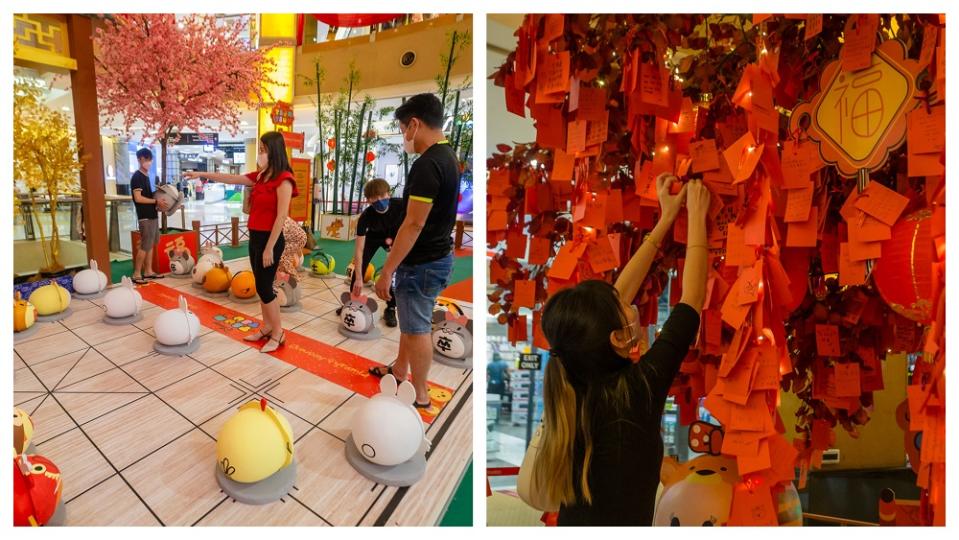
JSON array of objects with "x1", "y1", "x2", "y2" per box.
[
  {"x1": 174, "y1": 132, "x2": 219, "y2": 146},
  {"x1": 519, "y1": 352, "x2": 542, "y2": 370}
]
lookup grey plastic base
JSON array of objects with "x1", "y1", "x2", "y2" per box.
[
  {"x1": 280, "y1": 302, "x2": 302, "y2": 313},
  {"x1": 215, "y1": 461, "x2": 297, "y2": 505},
  {"x1": 433, "y1": 352, "x2": 473, "y2": 369},
  {"x1": 344, "y1": 433, "x2": 426, "y2": 487},
  {"x1": 338, "y1": 325, "x2": 382, "y2": 341},
  {"x1": 36, "y1": 307, "x2": 73, "y2": 323},
  {"x1": 102, "y1": 312, "x2": 143, "y2": 326},
  {"x1": 153, "y1": 339, "x2": 200, "y2": 356},
  {"x1": 191, "y1": 282, "x2": 205, "y2": 289},
  {"x1": 311, "y1": 271, "x2": 339, "y2": 280},
  {"x1": 229, "y1": 292, "x2": 260, "y2": 304},
  {"x1": 14, "y1": 323, "x2": 41, "y2": 341},
  {"x1": 72, "y1": 290, "x2": 106, "y2": 300},
  {"x1": 46, "y1": 499, "x2": 67, "y2": 526},
  {"x1": 202, "y1": 289, "x2": 230, "y2": 298},
  {"x1": 168, "y1": 272, "x2": 192, "y2": 279}
]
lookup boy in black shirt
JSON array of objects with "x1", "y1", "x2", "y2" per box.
[
  {"x1": 130, "y1": 148, "x2": 168, "y2": 284},
  {"x1": 371, "y1": 93, "x2": 459, "y2": 408},
  {"x1": 339, "y1": 178, "x2": 404, "y2": 327}
]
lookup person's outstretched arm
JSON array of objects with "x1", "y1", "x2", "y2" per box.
[
  {"x1": 614, "y1": 173, "x2": 686, "y2": 304},
  {"x1": 183, "y1": 170, "x2": 254, "y2": 186},
  {"x1": 679, "y1": 179, "x2": 710, "y2": 314}
]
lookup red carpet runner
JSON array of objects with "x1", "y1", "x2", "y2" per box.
[{"x1": 137, "y1": 282, "x2": 454, "y2": 423}]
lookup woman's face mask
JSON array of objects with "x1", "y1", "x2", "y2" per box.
[
  {"x1": 615, "y1": 304, "x2": 642, "y2": 361},
  {"x1": 257, "y1": 151, "x2": 268, "y2": 169},
  {"x1": 372, "y1": 198, "x2": 390, "y2": 213}
]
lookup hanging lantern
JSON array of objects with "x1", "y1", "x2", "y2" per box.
[
  {"x1": 873, "y1": 209, "x2": 933, "y2": 324},
  {"x1": 365, "y1": 151, "x2": 375, "y2": 163},
  {"x1": 327, "y1": 138, "x2": 336, "y2": 150},
  {"x1": 326, "y1": 159, "x2": 336, "y2": 172}
]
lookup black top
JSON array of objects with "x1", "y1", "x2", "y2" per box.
[
  {"x1": 356, "y1": 197, "x2": 405, "y2": 244},
  {"x1": 130, "y1": 170, "x2": 157, "y2": 220},
  {"x1": 401, "y1": 141, "x2": 460, "y2": 265},
  {"x1": 557, "y1": 303, "x2": 701, "y2": 527}
]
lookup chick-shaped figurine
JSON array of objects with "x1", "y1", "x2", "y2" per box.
[
  {"x1": 28, "y1": 282, "x2": 70, "y2": 317},
  {"x1": 351, "y1": 374, "x2": 430, "y2": 467},
  {"x1": 216, "y1": 398, "x2": 294, "y2": 484},
  {"x1": 14, "y1": 407, "x2": 35, "y2": 455},
  {"x1": 13, "y1": 454, "x2": 63, "y2": 526},
  {"x1": 13, "y1": 292, "x2": 37, "y2": 333}
]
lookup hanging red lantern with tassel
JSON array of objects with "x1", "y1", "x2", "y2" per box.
[
  {"x1": 327, "y1": 138, "x2": 336, "y2": 150},
  {"x1": 872, "y1": 209, "x2": 933, "y2": 324},
  {"x1": 326, "y1": 159, "x2": 336, "y2": 172},
  {"x1": 365, "y1": 151, "x2": 375, "y2": 163}
]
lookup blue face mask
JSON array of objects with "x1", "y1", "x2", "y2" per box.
[{"x1": 372, "y1": 199, "x2": 390, "y2": 213}]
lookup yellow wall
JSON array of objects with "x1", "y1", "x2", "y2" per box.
[
  {"x1": 779, "y1": 353, "x2": 909, "y2": 470},
  {"x1": 295, "y1": 14, "x2": 472, "y2": 99}
]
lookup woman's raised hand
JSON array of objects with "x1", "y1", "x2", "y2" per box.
[
  {"x1": 685, "y1": 178, "x2": 711, "y2": 221},
  {"x1": 182, "y1": 171, "x2": 202, "y2": 180},
  {"x1": 656, "y1": 173, "x2": 687, "y2": 224}
]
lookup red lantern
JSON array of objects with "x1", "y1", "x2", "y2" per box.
[
  {"x1": 327, "y1": 138, "x2": 336, "y2": 150},
  {"x1": 326, "y1": 160, "x2": 336, "y2": 172},
  {"x1": 873, "y1": 210, "x2": 933, "y2": 324},
  {"x1": 365, "y1": 151, "x2": 375, "y2": 163}
]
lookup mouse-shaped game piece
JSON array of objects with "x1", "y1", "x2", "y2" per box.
[
  {"x1": 431, "y1": 310, "x2": 474, "y2": 368},
  {"x1": 338, "y1": 291, "x2": 382, "y2": 340},
  {"x1": 168, "y1": 247, "x2": 195, "y2": 276},
  {"x1": 274, "y1": 272, "x2": 302, "y2": 309},
  {"x1": 102, "y1": 276, "x2": 143, "y2": 324},
  {"x1": 154, "y1": 183, "x2": 184, "y2": 215},
  {"x1": 72, "y1": 259, "x2": 108, "y2": 297},
  {"x1": 153, "y1": 295, "x2": 201, "y2": 355}
]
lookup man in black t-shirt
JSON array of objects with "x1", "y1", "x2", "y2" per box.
[
  {"x1": 337, "y1": 178, "x2": 404, "y2": 326},
  {"x1": 371, "y1": 93, "x2": 460, "y2": 408},
  {"x1": 130, "y1": 148, "x2": 168, "y2": 284}
]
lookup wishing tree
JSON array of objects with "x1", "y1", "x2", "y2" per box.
[
  {"x1": 489, "y1": 14, "x2": 944, "y2": 525},
  {"x1": 13, "y1": 79, "x2": 86, "y2": 274},
  {"x1": 93, "y1": 14, "x2": 280, "y2": 226}
]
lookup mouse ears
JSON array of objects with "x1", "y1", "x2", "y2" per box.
[
  {"x1": 378, "y1": 374, "x2": 415, "y2": 405},
  {"x1": 688, "y1": 421, "x2": 724, "y2": 456}
]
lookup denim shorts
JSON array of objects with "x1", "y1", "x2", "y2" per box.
[{"x1": 394, "y1": 253, "x2": 453, "y2": 335}]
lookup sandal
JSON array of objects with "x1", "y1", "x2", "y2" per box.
[
  {"x1": 131, "y1": 276, "x2": 148, "y2": 285},
  {"x1": 243, "y1": 326, "x2": 272, "y2": 342},
  {"x1": 413, "y1": 400, "x2": 432, "y2": 409},
  {"x1": 260, "y1": 331, "x2": 286, "y2": 353},
  {"x1": 144, "y1": 274, "x2": 164, "y2": 279},
  {"x1": 368, "y1": 365, "x2": 395, "y2": 378}
]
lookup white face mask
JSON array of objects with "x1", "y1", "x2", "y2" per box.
[
  {"x1": 257, "y1": 152, "x2": 268, "y2": 169},
  {"x1": 402, "y1": 123, "x2": 418, "y2": 154}
]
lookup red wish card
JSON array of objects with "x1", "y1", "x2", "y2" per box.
[
  {"x1": 532, "y1": 310, "x2": 550, "y2": 350},
  {"x1": 513, "y1": 279, "x2": 536, "y2": 310},
  {"x1": 542, "y1": 14, "x2": 564, "y2": 43},
  {"x1": 588, "y1": 236, "x2": 619, "y2": 273},
  {"x1": 784, "y1": 182, "x2": 814, "y2": 223},
  {"x1": 505, "y1": 73, "x2": 526, "y2": 118},
  {"x1": 585, "y1": 111, "x2": 610, "y2": 147},
  {"x1": 639, "y1": 61, "x2": 669, "y2": 107},
  {"x1": 786, "y1": 207, "x2": 818, "y2": 247},
  {"x1": 577, "y1": 85, "x2": 608, "y2": 121},
  {"x1": 538, "y1": 51, "x2": 571, "y2": 95},
  {"x1": 690, "y1": 138, "x2": 721, "y2": 173},
  {"x1": 566, "y1": 119, "x2": 588, "y2": 155},
  {"x1": 506, "y1": 229, "x2": 528, "y2": 260},
  {"x1": 528, "y1": 236, "x2": 552, "y2": 266},
  {"x1": 907, "y1": 105, "x2": 945, "y2": 154},
  {"x1": 551, "y1": 148, "x2": 575, "y2": 181},
  {"x1": 736, "y1": 438, "x2": 773, "y2": 477},
  {"x1": 509, "y1": 314, "x2": 528, "y2": 344},
  {"x1": 726, "y1": 223, "x2": 758, "y2": 267},
  {"x1": 834, "y1": 363, "x2": 862, "y2": 397},
  {"x1": 838, "y1": 243, "x2": 867, "y2": 286},
  {"x1": 723, "y1": 131, "x2": 763, "y2": 183},
  {"x1": 840, "y1": 15, "x2": 879, "y2": 72},
  {"x1": 854, "y1": 181, "x2": 909, "y2": 226},
  {"x1": 547, "y1": 242, "x2": 580, "y2": 280},
  {"x1": 805, "y1": 15, "x2": 823, "y2": 40},
  {"x1": 815, "y1": 324, "x2": 841, "y2": 357}
]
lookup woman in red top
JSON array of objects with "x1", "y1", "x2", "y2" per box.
[{"x1": 184, "y1": 131, "x2": 298, "y2": 352}]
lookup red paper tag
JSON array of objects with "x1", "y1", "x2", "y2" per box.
[
  {"x1": 783, "y1": 183, "x2": 814, "y2": 223},
  {"x1": 723, "y1": 131, "x2": 763, "y2": 183},
  {"x1": 528, "y1": 236, "x2": 552, "y2": 266},
  {"x1": 834, "y1": 363, "x2": 862, "y2": 397},
  {"x1": 840, "y1": 15, "x2": 879, "y2": 72},
  {"x1": 805, "y1": 15, "x2": 823, "y2": 40},
  {"x1": 690, "y1": 138, "x2": 721, "y2": 173},
  {"x1": 786, "y1": 207, "x2": 818, "y2": 247},
  {"x1": 538, "y1": 51, "x2": 571, "y2": 95},
  {"x1": 854, "y1": 182, "x2": 909, "y2": 226},
  {"x1": 815, "y1": 324, "x2": 841, "y2": 357},
  {"x1": 907, "y1": 104, "x2": 945, "y2": 154}
]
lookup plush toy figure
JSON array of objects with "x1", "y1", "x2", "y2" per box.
[
  {"x1": 168, "y1": 248, "x2": 196, "y2": 275},
  {"x1": 154, "y1": 183, "x2": 184, "y2": 215},
  {"x1": 103, "y1": 276, "x2": 142, "y2": 319},
  {"x1": 216, "y1": 398, "x2": 294, "y2": 483},
  {"x1": 431, "y1": 310, "x2": 474, "y2": 361},
  {"x1": 310, "y1": 252, "x2": 335, "y2": 275},
  {"x1": 72, "y1": 259, "x2": 108, "y2": 295},
  {"x1": 28, "y1": 282, "x2": 70, "y2": 317},
  {"x1": 339, "y1": 292, "x2": 378, "y2": 334},
  {"x1": 13, "y1": 454, "x2": 63, "y2": 527},
  {"x1": 154, "y1": 296, "x2": 200, "y2": 346},
  {"x1": 202, "y1": 262, "x2": 232, "y2": 293},
  {"x1": 230, "y1": 270, "x2": 257, "y2": 299},
  {"x1": 196, "y1": 242, "x2": 224, "y2": 267},
  {"x1": 350, "y1": 374, "x2": 430, "y2": 466},
  {"x1": 14, "y1": 407, "x2": 34, "y2": 455},
  {"x1": 273, "y1": 272, "x2": 302, "y2": 307},
  {"x1": 192, "y1": 258, "x2": 217, "y2": 285},
  {"x1": 654, "y1": 422, "x2": 802, "y2": 526},
  {"x1": 14, "y1": 292, "x2": 37, "y2": 333},
  {"x1": 278, "y1": 217, "x2": 308, "y2": 276}
]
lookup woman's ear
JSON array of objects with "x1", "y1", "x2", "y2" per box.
[{"x1": 609, "y1": 327, "x2": 630, "y2": 351}]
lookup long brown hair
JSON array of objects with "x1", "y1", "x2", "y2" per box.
[
  {"x1": 258, "y1": 131, "x2": 293, "y2": 182},
  {"x1": 535, "y1": 280, "x2": 646, "y2": 506}
]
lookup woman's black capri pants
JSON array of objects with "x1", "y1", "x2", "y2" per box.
[{"x1": 249, "y1": 230, "x2": 285, "y2": 304}]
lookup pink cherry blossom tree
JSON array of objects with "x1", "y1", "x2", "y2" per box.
[{"x1": 94, "y1": 14, "x2": 281, "y2": 222}]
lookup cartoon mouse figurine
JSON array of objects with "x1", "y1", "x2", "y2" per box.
[
  {"x1": 273, "y1": 272, "x2": 302, "y2": 307},
  {"x1": 167, "y1": 247, "x2": 195, "y2": 275},
  {"x1": 431, "y1": 310, "x2": 473, "y2": 362},
  {"x1": 339, "y1": 291, "x2": 378, "y2": 334},
  {"x1": 350, "y1": 374, "x2": 431, "y2": 466}
]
